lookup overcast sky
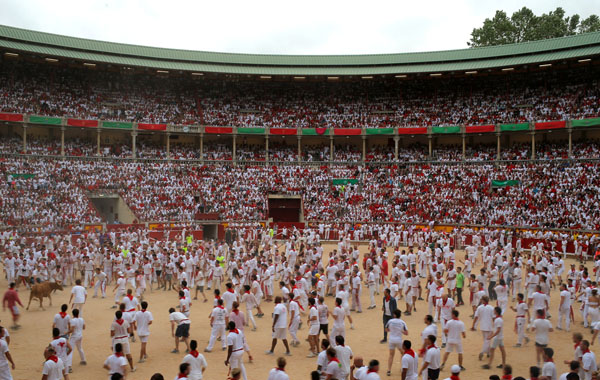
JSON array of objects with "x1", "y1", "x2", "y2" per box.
[{"x1": 0, "y1": 0, "x2": 596, "y2": 55}]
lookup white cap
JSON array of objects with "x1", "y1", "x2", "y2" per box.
[{"x1": 450, "y1": 364, "x2": 461, "y2": 374}]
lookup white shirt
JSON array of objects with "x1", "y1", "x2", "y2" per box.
[
  {"x1": 53, "y1": 313, "x2": 71, "y2": 336},
  {"x1": 134, "y1": 310, "x2": 153, "y2": 336},
  {"x1": 582, "y1": 351, "x2": 597, "y2": 380},
  {"x1": 273, "y1": 303, "x2": 288, "y2": 329},
  {"x1": 532, "y1": 318, "x2": 552, "y2": 345},
  {"x1": 210, "y1": 307, "x2": 227, "y2": 325},
  {"x1": 71, "y1": 285, "x2": 87, "y2": 303},
  {"x1": 386, "y1": 318, "x2": 407, "y2": 343},
  {"x1": 401, "y1": 352, "x2": 419, "y2": 380},
  {"x1": 43, "y1": 357, "x2": 66, "y2": 380},
  {"x1": 335, "y1": 345, "x2": 353, "y2": 377},
  {"x1": 445, "y1": 319, "x2": 465, "y2": 344},
  {"x1": 182, "y1": 352, "x2": 208, "y2": 380},
  {"x1": 69, "y1": 317, "x2": 85, "y2": 339},
  {"x1": 542, "y1": 361, "x2": 558, "y2": 380},
  {"x1": 104, "y1": 353, "x2": 127, "y2": 376},
  {"x1": 474, "y1": 304, "x2": 494, "y2": 331},
  {"x1": 268, "y1": 368, "x2": 290, "y2": 380},
  {"x1": 492, "y1": 317, "x2": 504, "y2": 339},
  {"x1": 424, "y1": 346, "x2": 441, "y2": 369}
]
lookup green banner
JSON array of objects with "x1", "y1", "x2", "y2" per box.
[
  {"x1": 302, "y1": 128, "x2": 329, "y2": 136},
  {"x1": 6, "y1": 173, "x2": 36, "y2": 180},
  {"x1": 332, "y1": 179, "x2": 359, "y2": 185},
  {"x1": 500, "y1": 123, "x2": 529, "y2": 132},
  {"x1": 571, "y1": 118, "x2": 600, "y2": 128},
  {"x1": 366, "y1": 128, "x2": 394, "y2": 135},
  {"x1": 432, "y1": 126, "x2": 461, "y2": 134},
  {"x1": 492, "y1": 180, "x2": 520, "y2": 187},
  {"x1": 237, "y1": 127, "x2": 265, "y2": 134},
  {"x1": 29, "y1": 116, "x2": 62, "y2": 125},
  {"x1": 103, "y1": 121, "x2": 133, "y2": 129}
]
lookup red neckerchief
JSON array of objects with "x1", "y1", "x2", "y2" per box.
[
  {"x1": 545, "y1": 358, "x2": 553, "y2": 363},
  {"x1": 451, "y1": 375, "x2": 460, "y2": 380},
  {"x1": 59, "y1": 312, "x2": 67, "y2": 318},
  {"x1": 227, "y1": 288, "x2": 234, "y2": 293},
  {"x1": 275, "y1": 368, "x2": 285, "y2": 372},
  {"x1": 215, "y1": 295, "x2": 221, "y2": 300},
  {"x1": 385, "y1": 295, "x2": 391, "y2": 302},
  {"x1": 217, "y1": 305, "x2": 224, "y2": 309},
  {"x1": 367, "y1": 369, "x2": 377, "y2": 374},
  {"x1": 583, "y1": 348, "x2": 591, "y2": 354},
  {"x1": 48, "y1": 355, "x2": 59, "y2": 363},
  {"x1": 404, "y1": 349, "x2": 415, "y2": 357},
  {"x1": 115, "y1": 352, "x2": 124, "y2": 357},
  {"x1": 245, "y1": 291, "x2": 251, "y2": 294},
  {"x1": 115, "y1": 319, "x2": 124, "y2": 326},
  {"x1": 329, "y1": 357, "x2": 340, "y2": 364},
  {"x1": 190, "y1": 350, "x2": 199, "y2": 358},
  {"x1": 443, "y1": 298, "x2": 448, "y2": 306},
  {"x1": 574, "y1": 342, "x2": 581, "y2": 350},
  {"x1": 177, "y1": 373, "x2": 187, "y2": 379},
  {"x1": 127, "y1": 294, "x2": 134, "y2": 300},
  {"x1": 427, "y1": 344, "x2": 437, "y2": 350},
  {"x1": 232, "y1": 309, "x2": 240, "y2": 315},
  {"x1": 180, "y1": 297, "x2": 186, "y2": 300},
  {"x1": 141, "y1": 309, "x2": 146, "y2": 313},
  {"x1": 230, "y1": 328, "x2": 239, "y2": 334}
]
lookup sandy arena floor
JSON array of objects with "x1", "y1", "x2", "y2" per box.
[{"x1": 2, "y1": 243, "x2": 590, "y2": 380}]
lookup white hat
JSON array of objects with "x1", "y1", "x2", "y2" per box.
[{"x1": 450, "y1": 364, "x2": 461, "y2": 374}]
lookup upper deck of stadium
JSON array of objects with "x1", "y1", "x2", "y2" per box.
[{"x1": 0, "y1": 24, "x2": 599, "y2": 76}]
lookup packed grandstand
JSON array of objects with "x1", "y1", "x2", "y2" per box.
[{"x1": 0, "y1": 25, "x2": 599, "y2": 235}]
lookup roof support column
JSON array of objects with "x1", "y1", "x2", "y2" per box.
[
  {"x1": 394, "y1": 136, "x2": 399, "y2": 161},
  {"x1": 428, "y1": 135, "x2": 432, "y2": 159},
  {"x1": 265, "y1": 135, "x2": 269, "y2": 163},
  {"x1": 233, "y1": 134, "x2": 237, "y2": 163},
  {"x1": 568, "y1": 128, "x2": 572, "y2": 158},
  {"x1": 60, "y1": 127, "x2": 65, "y2": 156},
  {"x1": 199, "y1": 134, "x2": 204, "y2": 162},
  {"x1": 330, "y1": 136, "x2": 334, "y2": 162},
  {"x1": 496, "y1": 132, "x2": 501, "y2": 161},
  {"x1": 530, "y1": 131, "x2": 535, "y2": 160},
  {"x1": 362, "y1": 135, "x2": 366, "y2": 163},
  {"x1": 461, "y1": 133, "x2": 466, "y2": 161},
  {"x1": 97, "y1": 129, "x2": 101, "y2": 156},
  {"x1": 166, "y1": 133, "x2": 171, "y2": 159},
  {"x1": 297, "y1": 136, "x2": 302, "y2": 163},
  {"x1": 131, "y1": 131, "x2": 137, "y2": 159},
  {"x1": 22, "y1": 124, "x2": 27, "y2": 154}
]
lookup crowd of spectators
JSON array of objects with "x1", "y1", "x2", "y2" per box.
[
  {"x1": 1, "y1": 151, "x2": 599, "y2": 231},
  {"x1": 0, "y1": 60, "x2": 598, "y2": 128}
]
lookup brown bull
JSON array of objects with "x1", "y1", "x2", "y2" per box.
[{"x1": 26, "y1": 281, "x2": 63, "y2": 310}]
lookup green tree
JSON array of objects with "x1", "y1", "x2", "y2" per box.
[{"x1": 468, "y1": 7, "x2": 600, "y2": 47}]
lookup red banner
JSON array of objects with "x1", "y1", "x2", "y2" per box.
[
  {"x1": 466, "y1": 125, "x2": 495, "y2": 133},
  {"x1": 205, "y1": 127, "x2": 233, "y2": 134},
  {"x1": 270, "y1": 128, "x2": 297, "y2": 136},
  {"x1": 138, "y1": 123, "x2": 167, "y2": 131},
  {"x1": 0, "y1": 113, "x2": 23, "y2": 122},
  {"x1": 398, "y1": 127, "x2": 427, "y2": 135},
  {"x1": 333, "y1": 128, "x2": 362, "y2": 136},
  {"x1": 535, "y1": 121, "x2": 566, "y2": 130},
  {"x1": 67, "y1": 118, "x2": 98, "y2": 128}
]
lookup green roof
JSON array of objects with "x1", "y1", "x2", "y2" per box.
[{"x1": 0, "y1": 24, "x2": 599, "y2": 75}]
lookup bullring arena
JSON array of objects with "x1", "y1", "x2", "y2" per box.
[{"x1": 0, "y1": 24, "x2": 599, "y2": 380}]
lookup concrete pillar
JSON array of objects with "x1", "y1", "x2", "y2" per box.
[
  {"x1": 166, "y1": 133, "x2": 171, "y2": 159},
  {"x1": 568, "y1": 128, "x2": 572, "y2": 158},
  {"x1": 232, "y1": 134, "x2": 237, "y2": 161},
  {"x1": 362, "y1": 135, "x2": 366, "y2": 162},
  {"x1": 394, "y1": 136, "x2": 399, "y2": 161},
  {"x1": 22, "y1": 125, "x2": 27, "y2": 153},
  {"x1": 496, "y1": 132, "x2": 501, "y2": 161},
  {"x1": 97, "y1": 130, "x2": 101, "y2": 156},
  {"x1": 297, "y1": 136, "x2": 302, "y2": 163},
  {"x1": 131, "y1": 131, "x2": 137, "y2": 158},
  {"x1": 330, "y1": 136, "x2": 334, "y2": 162},
  {"x1": 428, "y1": 135, "x2": 432, "y2": 158},
  {"x1": 60, "y1": 127, "x2": 65, "y2": 156},
  {"x1": 265, "y1": 135, "x2": 269, "y2": 163},
  {"x1": 199, "y1": 134, "x2": 204, "y2": 161},
  {"x1": 461, "y1": 133, "x2": 466, "y2": 161},
  {"x1": 531, "y1": 132, "x2": 535, "y2": 160}
]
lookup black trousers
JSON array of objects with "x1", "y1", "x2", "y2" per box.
[
  {"x1": 488, "y1": 281, "x2": 497, "y2": 300},
  {"x1": 383, "y1": 314, "x2": 392, "y2": 340},
  {"x1": 457, "y1": 287, "x2": 464, "y2": 304},
  {"x1": 427, "y1": 368, "x2": 440, "y2": 380}
]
